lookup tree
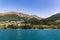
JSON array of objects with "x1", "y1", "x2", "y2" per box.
[
  {"x1": 28, "y1": 18, "x2": 40, "y2": 25},
  {"x1": 20, "y1": 24, "x2": 32, "y2": 29},
  {"x1": 47, "y1": 21, "x2": 54, "y2": 25},
  {"x1": 55, "y1": 20, "x2": 60, "y2": 29},
  {"x1": 8, "y1": 25, "x2": 18, "y2": 29}
]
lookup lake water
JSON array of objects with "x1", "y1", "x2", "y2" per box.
[{"x1": 0, "y1": 30, "x2": 60, "y2": 40}]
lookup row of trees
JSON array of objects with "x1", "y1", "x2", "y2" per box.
[
  {"x1": 3, "y1": 25, "x2": 44, "y2": 29},
  {"x1": 2, "y1": 24, "x2": 59, "y2": 29},
  {"x1": 47, "y1": 20, "x2": 60, "y2": 29}
]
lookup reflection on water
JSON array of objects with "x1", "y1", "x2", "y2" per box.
[{"x1": 0, "y1": 30, "x2": 60, "y2": 40}]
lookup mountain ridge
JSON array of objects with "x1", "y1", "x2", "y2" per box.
[
  {"x1": 39, "y1": 13, "x2": 60, "y2": 25},
  {"x1": 0, "y1": 11, "x2": 43, "y2": 20}
]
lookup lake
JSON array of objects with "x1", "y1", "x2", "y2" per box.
[{"x1": 0, "y1": 29, "x2": 60, "y2": 40}]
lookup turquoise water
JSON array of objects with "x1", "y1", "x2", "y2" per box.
[{"x1": 0, "y1": 30, "x2": 60, "y2": 40}]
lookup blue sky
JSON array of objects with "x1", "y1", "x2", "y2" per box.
[{"x1": 0, "y1": 0, "x2": 60, "y2": 18}]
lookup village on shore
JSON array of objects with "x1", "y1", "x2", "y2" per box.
[{"x1": 0, "y1": 19, "x2": 60, "y2": 29}]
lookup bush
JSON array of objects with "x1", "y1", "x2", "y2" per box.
[
  {"x1": 20, "y1": 25, "x2": 32, "y2": 29},
  {"x1": 8, "y1": 25, "x2": 18, "y2": 29}
]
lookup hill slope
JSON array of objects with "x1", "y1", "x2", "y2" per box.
[
  {"x1": 0, "y1": 12, "x2": 43, "y2": 20},
  {"x1": 40, "y1": 13, "x2": 60, "y2": 24},
  {"x1": 0, "y1": 14, "x2": 24, "y2": 21},
  {"x1": 45, "y1": 13, "x2": 60, "y2": 21}
]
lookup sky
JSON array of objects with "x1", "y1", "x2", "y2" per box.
[{"x1": 0, "y1": 0, "x2": 60, "y2": 18}]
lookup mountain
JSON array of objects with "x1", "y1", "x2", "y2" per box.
[
  {"x1": 45, "y1": 13, "x2": 60, "y2": 21},
  {"x1": 31, "y1": 15, "x2": 43, "y2": 20},
  {"x1": 40, "y1": 13, "x2": 60, "y2": 25},
  {"x1": 0, "y1": 14, "x2": 23, "y2": 21},
  {"x1": 0, "y1": 11, "x2": 43, "y2": 21}
]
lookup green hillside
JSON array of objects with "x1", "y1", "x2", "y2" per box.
[
  {"x1": 0, "y1": 14, "x2": 40, "y2": 25},
  {"x1": 0, "y1": 14, "x2": 23, "y2": 21},
  {"x1": 40, "y1": 13, "x2": 60, "y2": 25},
  {"x1": 46, "y1": 13, "x2": 60, "y2": 21},
  {"x1": 1, "y1": 13, "x2": 60, "y2": 25},
  {"x1": 28, "y1": 18, "x2": 40, "y2": 25}
]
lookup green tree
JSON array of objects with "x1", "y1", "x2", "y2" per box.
[
  {"x1": 55, "y1": 20, "x2": 60, "y2": 29},
  {"x1": 8, "y1": 25, "x2": 18, "y2": 29},
  {"x1": 47, "y1": 21, "x2": 54, "y2": 25}
]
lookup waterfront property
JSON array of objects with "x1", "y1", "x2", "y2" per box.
[
  {"x1": 0, "y1": 19, "x2": 32, "y2": 29},
  {"x1": 0, "y1": 20, "x2": 25, "y2": 29}
]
